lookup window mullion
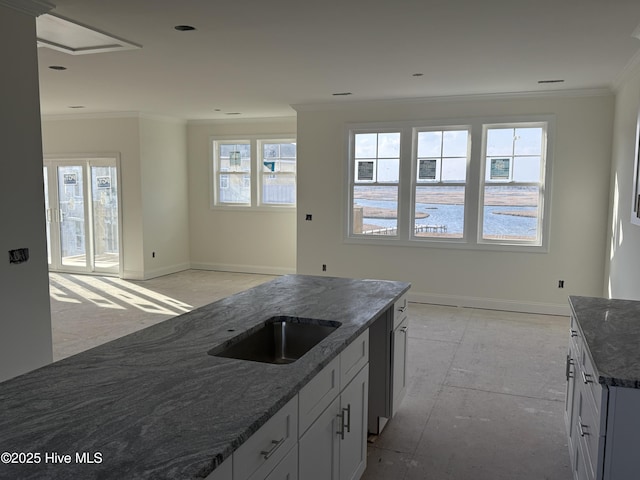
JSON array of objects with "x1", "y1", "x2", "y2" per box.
[
  {"x1": 466, "y1": 121, "x2": 483, "y2": 244},
  {"x1": 397, "y1": 127, "x2": 413, "y2": 241}
]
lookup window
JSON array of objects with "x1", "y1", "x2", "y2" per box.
[
  {"x1": 351, "y1": 131, "x2": 401, "y2": 235},
  {"x1": 212, "y1": 136, "x2": 296, "y2": 208},
  {"x1": 259, "y1": 140, "x2": 297, "y2": 205},
  {"x1": 481, "y1": 124, "x2": 547, "y2": 244},
  {"x1": 413, "y1": 128, "x2": 470, "y2": 239},
  {"x1": 346, "y1": 117, "x2": 553, "y2": 250}
]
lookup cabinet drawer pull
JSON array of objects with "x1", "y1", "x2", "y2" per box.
[
  {"x1": 336, "y1": 414, "x2": 345, "y2": 440},
  {"x1": 578, "y1": 417, "x2": 589, "y2": 437},
  {"x1": 343, "y1": 404, "x2": 351, "y2": 433},
  {"x1": 565, "y1": 355, "x2": 574, "y2": 381},
  {"x1": 260, "y1": 437, "x2": 285, "y2": 460},
  {"x1": 582, "y1": 371, "x2": 593, "y2": 384},
  {"x1": 337, "y1": 404, "x2": 351, "y2": 440},
  {"x1": 569, "y1": 328, "x2": 578, "y2": 338}
]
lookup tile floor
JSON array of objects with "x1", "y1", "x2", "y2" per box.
[{"x1": 49, "y1": 270, "x2": 572, "y2": 479}]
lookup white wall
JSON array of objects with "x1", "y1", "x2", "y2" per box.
[
  {"x1": 187, "y1": 118, "x2": 297, "y2": 275},
  {"x1": 41, "y1": 116, "x2": 145, "y2": 278},
  {"x1": 606, "y1": 64, "x2": 640, "y2": 299},
  {"x1": 0, "y1": 6, "x2": 53, "y2": 382},
  {"x1": 139, "y1": 116, "x2": 190, "y2": 278},
  {"x1": 295, "y1": 93, "x2": 614, "y2": 314}
]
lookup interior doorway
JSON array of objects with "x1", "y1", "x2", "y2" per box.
[{"x1": 44, "y1": 155, "x2": 122, "y2": 276}]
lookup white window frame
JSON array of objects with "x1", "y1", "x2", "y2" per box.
[
  {"x1": 344, "y1": 115, "x2": 554, "y2": 252},
  {"x1": 211, "y1": 134, "x2": 296, "y2": 210},
  {"x1": 257, "y1": 138, "x2": 297, "y2": 207},
  {"x1": 478, "y1": 121, "x2": 551, "y2": 247}
]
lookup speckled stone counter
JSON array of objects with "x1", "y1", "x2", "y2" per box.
[
  {"x1": 0, "y1": 275, "x2": 410, "y2": 480},
  {"x1": 569, "y1": 295, "x2": 640, "y2": 389}
]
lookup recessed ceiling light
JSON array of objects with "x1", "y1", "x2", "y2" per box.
[
  {"x1": 332, "y1": 92, "x2": 352, "y2": 96},
  {"x1": 226, "y1": 112, "x2": 241, "y2": 115},
  {"x1": 214, "y1": 109, "x2": 221, "y2": 112},
  {"x1": 175, "y1": 25, "x2": 196, "y2": 31},
  {"x1": 49, "y1": 65, "x2": 67, "y2": 70},
  {"x1": 412, "y1": 73, "x2": 424, "y2": 77},
  {"x1": 538, "y1": 79, "x2": 565, "y2": 84},
  {"x1": 68, "y1": 105, "x2": 85, "y2": 109}
]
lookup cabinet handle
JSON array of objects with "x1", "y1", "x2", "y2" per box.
[
  {"x1": 260, "y1": 437, "x2": 285, "y2": 460},
  {"x1": 337, "y1": 405, "x2": 351, "y2": 440},
  {"x1": 565, "y1": 355, "x2": 574, "y2": 381},
  {"x1": 336, "y1": 411, "x2": 345, "y2": 440},
  {"x1": 582, "y1": 371, "x2": 593, "y2": 384},
  {"x1": 569, "y1": 328, "x2": 578, "y2": 338},
  {"x1": 343, "y1": 404, "x2": 351, "y2": 433},
  {"x1": 578, "y1": 417, "x2": 589, "y2": 437},
  {"x1": 400, "y1": 326, "x2": 408, "y2": 333}
]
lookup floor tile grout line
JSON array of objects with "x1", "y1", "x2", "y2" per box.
[
  {"x1": 441, "y1": 383, "x2": 565, "y2": 403},
  {"x1": 402, "y1": 312, "x2": 473, "y2": 479}
]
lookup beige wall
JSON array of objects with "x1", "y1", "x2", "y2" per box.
[
  {"x1": 0, "y1": 6, "x2": 52, "y2": 381},
  {"x1": 140, "y1": 116, "x2": 190, "y2": 277},
  {"x1": 187, "y1": 118, "x2": 297, "y2": 275},
  {"x1": 295, "y1": 93, "x2": 614, "y2": 314},
  {"x1": 42, "y1": 115, "x2": 189, "y2": 280},
  {"x1": 41, "y1": 116, "x2": 145, "y2": 278},
  {"x1": 606, "y1": 64, "x2": 640, "y2": 299}
]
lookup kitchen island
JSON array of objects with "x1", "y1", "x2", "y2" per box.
[
  {"x1": 0, "y1": 275, "x2": 410, "y2": 480},
  {"x1": 565, "y1": 296, "x2": 640, "y2": 480}
]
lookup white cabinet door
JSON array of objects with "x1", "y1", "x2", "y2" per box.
[
  {"x1": 299, "y1": 396, "x2": 340, "y2": 480},
  {"x1": 339, "y1": 364, "x2": 369, "y2": 480},
  {"x1": 391, "y1": 317, "x2": 408, "y2": 416}
]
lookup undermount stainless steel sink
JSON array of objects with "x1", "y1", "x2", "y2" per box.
[{"x1": 208, "y1": 316, "x2": 341, "y2": 364}]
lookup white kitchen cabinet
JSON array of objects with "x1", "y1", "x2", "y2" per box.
[
  {"x1": 259, "y1": 444, "x2": 298, "y2": 480},
  {"x1": 565, "y1": 310, "x2": 640, "y2": 480},
  {"x1": 299, "y1": 364, "x2": 369, "y2": 480},
  {"x1": 338, "y1": 364, "x2": 369, "y2": 480},
  {"x1": 391, "y1": 314, "x2": 408, "y2": 417},
  {"x1": 233, "y1": 396, "x2": 298, "y2": 480},
  {"x1": 299, "y1": 330, "x2": 369, "y2": 480}
]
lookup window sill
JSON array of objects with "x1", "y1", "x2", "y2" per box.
[{"x1": 343, "y1": 235, "x2": 548, "y2": 253}]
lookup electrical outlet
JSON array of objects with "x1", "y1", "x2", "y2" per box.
[
  {"x1": 322, "y1": 264, "x2": 326, "y2": 272},
  {"x1": 8, "y1": 248, "x2": 29, "y2": 264},
  {"x1": 558, "y1": 280, "x2": 564, "y2": 288},
  {"x1": 306, "y1": 214, "x2": 312, "y2": 221},
  {"x1": 152, "y1": 251, "x2": 156, "y2": 258}
]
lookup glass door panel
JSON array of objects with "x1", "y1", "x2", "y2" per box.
[
  {"x1": 91, "y1": 165, "x2": 120, "y2": 272},
  {"x1": 57, "y1": 165, "x2": 88, "y2": 268},
  {"x1": 44, "y1": 166, "x2": 52, "y2": 266}
]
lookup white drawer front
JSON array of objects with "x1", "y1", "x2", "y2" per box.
[
  {"x1": 298, "y1": 355, "x2": 340, "y2": 436},
  {"x1": 255, "y1": 443, "x2": 298, "y2": 480},
  {"x1": 233, "y1": 396, "x2": 298, "y2": 480},
  {"x1": 393, "y1": 294, "x2": 409, "y2": 329},
  {"x1": 340, "y1": 330, "x2": 369, "y2": 390}
]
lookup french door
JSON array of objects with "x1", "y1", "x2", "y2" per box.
[{"x1": 44, "y1": 156, "x2": 122, "y2": 276}]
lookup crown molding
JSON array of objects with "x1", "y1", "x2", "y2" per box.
[
  {"x1": 291, "y1": 88, "x2": 613, "y2": 112},
  {"x1": 41, "y1": 111, "x2": 186, "y2": 124},
  {"x1": 187, "y1": 115, "x2": 297, "y2": 125},
  {"x1": 0, "y1": 0, "x2": 55, "y2": 17}
]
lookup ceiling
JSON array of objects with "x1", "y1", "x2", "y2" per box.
[{"x1": 36, "y1": 0, "x2": 640, "y2": 120}]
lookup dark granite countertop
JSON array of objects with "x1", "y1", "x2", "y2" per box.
[
  {"x1": 569, "y1": 295, "x2": 640, "y2": 389},
  {"x1": 0, "y1": 275, "x2": 410, "y2": 480}
]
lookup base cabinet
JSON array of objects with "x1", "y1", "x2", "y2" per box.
[
  {"x1": 299, "y1": 364, "x2": 369, "y2": 480},
  {"x1": 565, "y1": 312, "x2": 640, "y2": 480},
  {"x1": 207, "y1": 330, "x2": 370, "y2": 480}
]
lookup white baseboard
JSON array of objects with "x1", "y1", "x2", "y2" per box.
[
  {"x1": 408, "y1": 291, "x2": 570, "y2": 316},
  {"x1": 123, "y1": 263, "x2": 190, "y2": 280},
  {"x1": 190, "y1": 262, "x2": 295, "y2": 276}
]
